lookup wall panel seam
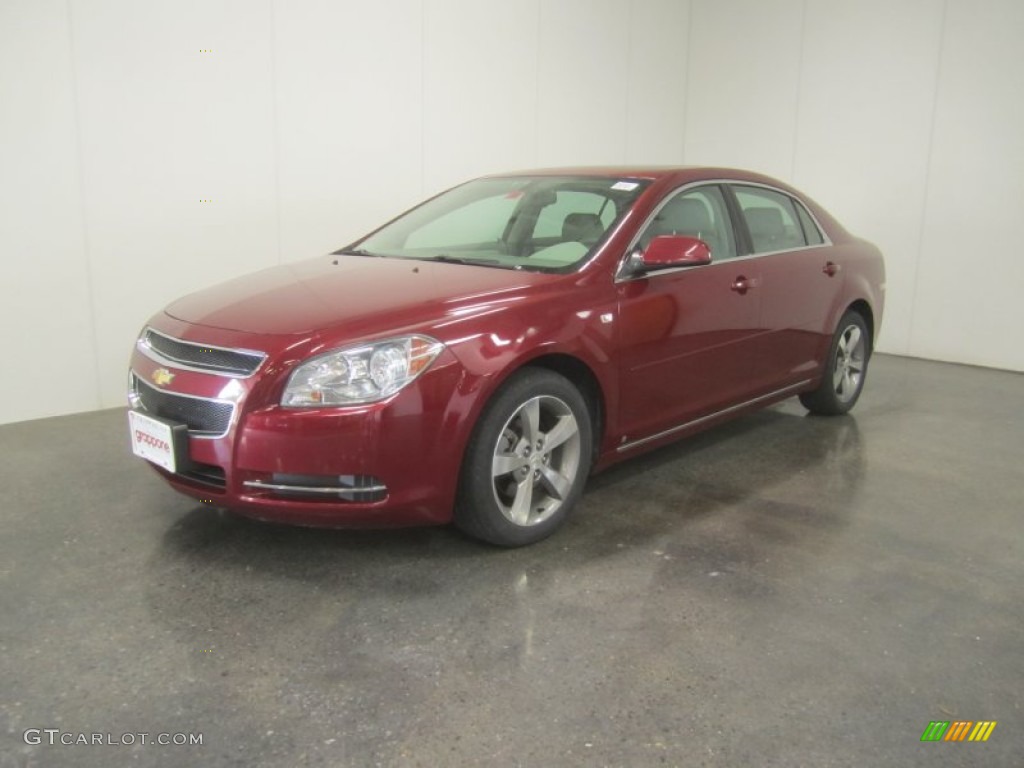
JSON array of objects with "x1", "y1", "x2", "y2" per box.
[
  {"x1": 907, "y1": 0, "x2": 949, "y2": 355},
  {"x1": 681, "y1": 0, "x2": 693, "y2": 163},
  {"x1": 64, "y1": 0, "x2": 103, "y2": 411},
  {"x1": 790, "y1": 0, "x2": 807, "y2": 182},
  {"x1": 269, "y1": 0, "x2": 283, "y2": 264}
]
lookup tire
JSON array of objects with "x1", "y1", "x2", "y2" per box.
[
  {"x1": 455, "y1": 368, "x2": 593, "y2": 547},
  {"x1": 800, "y1": 310, "x2": 871, "y2": 416}
]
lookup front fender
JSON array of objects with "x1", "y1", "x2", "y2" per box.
[{"x1": 433, "y1": 287, "x2": 620, "y2": 475}]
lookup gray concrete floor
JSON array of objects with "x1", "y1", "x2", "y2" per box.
[{"x1": 0, "y1": 355, "x2": 1021, "y2": 768}]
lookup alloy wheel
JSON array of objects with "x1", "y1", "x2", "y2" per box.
[
  {"x1": 833, "y1": 324, "x2": 865, "y2": 403},
  {"x1": 490, "y1": 395, "x2": 581, "y2": 527}
]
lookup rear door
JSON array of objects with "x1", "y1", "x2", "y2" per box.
[{"x1": 730, "y1": 184, "x2": 841, "y2": 391}]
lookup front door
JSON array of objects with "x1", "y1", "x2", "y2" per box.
[{"x1": 614, "y1": 185, "x2": 762, "y2": 445}]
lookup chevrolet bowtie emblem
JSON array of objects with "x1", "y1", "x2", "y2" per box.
[{"x1": 151, "y1": 368, "x2": 175, "y2": 387}]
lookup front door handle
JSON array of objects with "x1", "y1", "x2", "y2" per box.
[
  {"x1": 731, "y1": 276, "x2": 755, "y2": 295},
  {"x1": 823, "y1": 261, "x2": 841, "y2": 277}
]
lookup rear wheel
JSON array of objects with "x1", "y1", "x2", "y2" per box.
[
  {"x1": 455, "y1": 369, "x2": 593, "y2": 547},
  {"x1": 800, "y1": 311, "x2": 871, "y2": 415}
]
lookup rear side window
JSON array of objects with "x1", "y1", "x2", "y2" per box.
[{"x1": 733, "y1": 186, "x2": 808, "y2": 253}]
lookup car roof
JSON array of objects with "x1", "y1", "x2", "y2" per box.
[{"x1": 483, "y1": 165, "x2": 792, "y2": 187}]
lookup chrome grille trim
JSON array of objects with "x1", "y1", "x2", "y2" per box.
[
  {"x1": 129, "y1": 374, "x2": 235, "y2": 439},
  {"x1": 138, "y1": 328, "x2": 266, "y2": 378},
  {"x1": 243, "y1": 478, "x2": 388, "y2": 503}
]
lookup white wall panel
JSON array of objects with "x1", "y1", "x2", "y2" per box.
[
  {"x1": 912, "y1": 0, "x2": 1024, "y2": 370},
  {"x1": 3, "y1": 0, "x2": 1024, "y2": 426},
  {"x1": 624, "y1": 0, "x2": 690, "y2": 164},
  {"x1": 685, "y1": 0, "x2": 803, "y2": 178},
  {"x1": 536, "y1": 0, "x2": 631, "y2": 166},
  {"x1": 423, "y1": 0, "x2": 540, "y2": 192},
  {"x1": 69, "y1": 0, "x2": 279, "y2": 407},
  {"x1": 793, "y1": 1, "x2": 944, "y2": 355},
  {"x1": 274, "y1": 0, "x2": 424, "y2": 258},
  {"x1": 0, "y1": 0, "x2": 99, "y2": 422}
]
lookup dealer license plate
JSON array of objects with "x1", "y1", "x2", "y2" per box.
[{"x1": 129, "y1": 410, "x2": 185, "y2": 472}]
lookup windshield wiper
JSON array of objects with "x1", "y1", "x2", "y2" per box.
[
  {"x1": 334, "y1": 247, "x2": 383, "y2": 257},
  {"x1": 427, "y1": 254, "x2": 516, "y2": 270},
  {"x1": 431, "y1": 254, "x2": 470, "y2": 265}
]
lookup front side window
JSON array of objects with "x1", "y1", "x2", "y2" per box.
[
  {"x1": 637, "y1": 185, "x2": 737, "y2": 261},
  {"x1": 351, "y1": 176, "x2": 649, "y2": 272},
  {"x1": 733, "y1": 186, "x2": 808, "y2": 253}
]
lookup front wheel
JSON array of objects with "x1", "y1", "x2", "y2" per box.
[
  {"x1": 800, "y1": 311, "x2": 871, "y2": 416},
  {"x1": 455, "y1": 369, "x2": 593, "y2": 547}
]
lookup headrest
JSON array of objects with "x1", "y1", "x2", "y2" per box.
[
  {"x1": 745, "y1": 207, "x2": 785, "y2": 238},
  {"x1": 656, "y1": 197, "x2": 713, "y2": 235},
  {"x1": 561, "y1": 212, "x2": 605, "y2": 244}
]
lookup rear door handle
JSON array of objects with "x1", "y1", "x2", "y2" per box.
[
  {"x1": 731, "y1": 276, "x2": 756, "y2": 294},
  {"x1": 823, "y1": 261, "x2": 841, "y2": 277}
]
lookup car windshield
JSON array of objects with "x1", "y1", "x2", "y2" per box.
[{"x1": 345, "y1": 176, "x2": 650, "y2": 272}]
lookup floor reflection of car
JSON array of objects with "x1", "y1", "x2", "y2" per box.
[{"x1": 128, "y1": 167, "x2": 885, "y2": 546}]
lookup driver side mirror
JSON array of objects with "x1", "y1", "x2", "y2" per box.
[{"x1": 640, "y1": 235, "x2": 712, "y2": 270}]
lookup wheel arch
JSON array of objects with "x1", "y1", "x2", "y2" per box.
[
  {"x1": 846, "y1": 299, "x2": 875, "y2": 350},
  {"x1": 503, "y1": 352, "x2": 606, "y2": 463}
]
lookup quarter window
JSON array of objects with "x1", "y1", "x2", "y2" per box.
[
  {"x1": 794, "y1": 201, "x2": 825, "y2": 245},
  {"x1": 734, "y1": 186, "x2": 808, "y2": 253}
]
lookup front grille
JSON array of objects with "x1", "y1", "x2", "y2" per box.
[
  {"x1": 131, "y1": 375, "x2": 234, "y2": 436},
  {"x1": 141, "y1": 329, "x2": 265, "y2": 376}
]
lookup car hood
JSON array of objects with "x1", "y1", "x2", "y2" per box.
[{"x1": 165, "y1": 256, "x2": 554, "y2": 336}]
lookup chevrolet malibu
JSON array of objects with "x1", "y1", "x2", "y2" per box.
[{"x1": 128, "y1": 167, "x2": 885, "y2": 546}]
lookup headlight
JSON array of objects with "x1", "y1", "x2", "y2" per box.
[{"x1": 282, "y1": 335, "x2": 444, "y2": 406}]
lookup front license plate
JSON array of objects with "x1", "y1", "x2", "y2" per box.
[{"x1": 129, "y1": 410, "x2": 188, "y2": 473}]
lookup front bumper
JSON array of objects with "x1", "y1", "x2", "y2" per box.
[{"x1": 128, "y1": 320, "x2": 465, "y2": 527}]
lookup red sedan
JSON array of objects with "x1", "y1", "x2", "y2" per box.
[{"x1": 128, "y1": 167, "x2": 885, "y2": 546}]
